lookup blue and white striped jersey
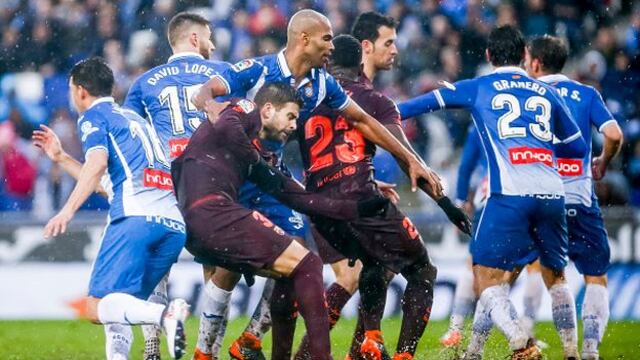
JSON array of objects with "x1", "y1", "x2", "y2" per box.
[
  {"x1": 539, "y1": 74, "x2": 616, "y2": 206},
  {"x1": 124, "y1": 52, "x2": 229, "y2": 159},
  {"x1": 78, "y1": 97, "x2": 182, "y2": 223},
  {"x1": 399, "y1": 66, "x2": 584, "y2": 197}
]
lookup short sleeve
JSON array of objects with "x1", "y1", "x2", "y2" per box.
[
  {"x1": 123, "y1": 78, "x2": 146, "y2": 118},
  {"x1": 374, "y1": 95, "x2": 401, "y2": 126},
  {"x1": 323, "y1": 73, "x2": 350, "y2": 110},
  {"x1": 77, "y1": 114, "x2": 109, "y2": 158},
  {"x1": 588, "y1": 88, "x2": 616, "y2": 132},
  {"x1": 215, "y1": 58, "x2": 265, "y2": 95}
]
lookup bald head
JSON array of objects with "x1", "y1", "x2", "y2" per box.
[{"x1": 287, "y1": 9, "x2": 331, "y2": 42}]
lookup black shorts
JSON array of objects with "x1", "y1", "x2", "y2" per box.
[
  {"x1": 184, "y1": 196, "x2": 294, "y2": 274},
  {"x1": 313, "y1": 203, "x2": 430, "y2": 274}
]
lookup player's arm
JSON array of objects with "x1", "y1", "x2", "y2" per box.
[
  {"x1": 552, "y1": 95, "x2": 588, "y2": 158},
  {"x1": 43, "y1": 149, "x2": 108, "y2": 238},
  {"x1": 456, "y1": 127, "x2": 482, "y2": 205},
  {"x1": 341, "y1": 100, "x2": 442, "y2": 196},
  {"x1": 397, "y1": 79, "x2": 477, "y2": 120},
  {"x1": 32, "y1": 125, "x2": 109, "y2": 197},
  {"x1": 247, "y1": 159, "x2": 387, "y2": 221},
  {"x1": 589, "y1": 90, "x2": 623, "y2": 180}
]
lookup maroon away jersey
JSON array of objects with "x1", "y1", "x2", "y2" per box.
[{"x1": 300, "y1": 75, "x2": 401, "y2": 195}]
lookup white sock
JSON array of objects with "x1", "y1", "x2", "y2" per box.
[
  {"x1": 449, "y1": 267, "x2": 476, "y2": 332},
  {"x1": 196, "y1": 280, "x2": 233, "y2": 354},
  {"x1": 582, "y1": 284, "x2": 609, "y2": 358},
  {"x1": 479, "y1": 284, "x2": 528, "y2": 350},
  {"x1": 549, "y1": 283, "x2": 578, "y2": 357},
  {"x1": 142, "y1": 276, "x2": 168, "y2": 357},
  {"x1": 104, "y1": 323, "x2": 133, "y2": 360},
  {"x1": 467, "y1": 299, "x2": 493, "y2": 355},
  {"x1": 211, "y1": 306, "x2": 230, "y2": 357},
  {"x1": 522, "y1": 271, "x2": 544, "y2": 337},
  {"x1": 98, "y1": 293, "x2": 165, "y2": 325}
]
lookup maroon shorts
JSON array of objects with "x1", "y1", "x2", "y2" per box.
[
  {"x1": 184, "y1": 196, "x2": 294, "y2": 274},
  {"x1": 313, "y1": 203, "x2": 429, "y2": 274},
  {"x1": 312, "y1": 223, "x2": 346, "y2": 264}
]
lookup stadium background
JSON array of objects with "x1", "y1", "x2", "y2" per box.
[{"x1": 0, "y1": 0, "x2": 639, "y2": 356}]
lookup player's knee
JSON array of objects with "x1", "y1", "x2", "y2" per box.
[
  {"x1": 333, "y1": 259, "x2": 361, "y2": 294},
  {"x1": 403, "y1": 261, "x2": 437, "y2": 285},
  {"x1": 86, "y1": 296, "x2": 101, "y2": 323},
  {"x1": 212, "y1": 268, "x2": 241, "y2": 291}
]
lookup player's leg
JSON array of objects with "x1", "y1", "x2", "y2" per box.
[
  {"x1": 441, "y1": 258, "x2": 475, "y2": 348},
  {"x1": 565, "y1": 203, "x2": 611, "y2": 360},
  {"x1": 521, "y1": 260, "x2": 544, "y2": 339},
  {"x1": 105, "y1": 324, "x2": 133, "y2": 360},
  {"x1": 230, "y1": 204, "x2": 307, "y2": 360},
  {"x1": 86, "y1": 217, "x2": 188, "y2": 359},
  {"x1": 534, "y1": 198, "x2": 578, "y2": 359},
  {"x1": 194, "y1": 265, "x2": 241, "y2": 360},
  {"x1": 142, "y1": 274, "x2": 168, "y2": 360},
  {"x1": 470, "y1": 196, "x2": 537, "y2": 356}
]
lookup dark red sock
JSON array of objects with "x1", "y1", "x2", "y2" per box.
[
  {"x1": 270, "y1": 279, "x2": 297, "y2": 360},
  {"x1": 291, "y1": 253, "x2": 331, "y2": 360},
  {"x1": 295, "y1": 283, "x2": 352, "y2": 359},
  {"x1": 359, "y1": 264, "x2": 387, "y2": 331},
  {"x1": 396, "y1": 264, "x2": 436, "y2": 355}
]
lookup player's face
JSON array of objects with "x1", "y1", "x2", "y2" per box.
[
  {"x1": 306, "y1": 22, "x2": 334, "y2": 67},
  {"x1": 370, "y1": 26, "x2": 398, "y2": 71},
  {"x1": 263, "y1": 102, "x2": 299, "y2": 142},
  {"x1": 197, "y1": 25, "x2": 215, "y2": 59}
]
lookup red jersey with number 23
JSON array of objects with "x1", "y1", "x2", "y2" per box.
[{"x1": 300, "y1": 75, "x2": 401, "y2": 196}]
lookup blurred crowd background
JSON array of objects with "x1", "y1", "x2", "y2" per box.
[{"x1": 1, "y1": 0, "x2": 639, "y2": 216}]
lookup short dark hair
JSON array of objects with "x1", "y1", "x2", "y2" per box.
[
  {"x1": 168, "y1": 12, "x2": 210, "y2": 46},
  {"x1": 70, "y1": 57, "x2": 113, "y2": 97},
  {"x1": 331, "y1": 34, "x2": 362, "y2": 69},
  {"x1": 351, "y1": 11, "x2": 398, "y2": 43},
  {"x1": 487, "y1": 25, "x2": 525, "y2": 66},
  {"x1": 254, "y1": 82, "x2": 303, "y2": 110},
  {"x1": 527, "y1": 35, "x2": 569, "y2": 73}
]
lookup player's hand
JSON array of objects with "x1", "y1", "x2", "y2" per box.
[
  {"x1": 437, "y1": 196, "x2": 472, "y2": 235},
  {"x1": 43, "y1": 210, "x2": 74, "y2": 239},
  {"x1": 592, "y1": 156, "x2": 607, "y2": 181},
  {"x1": 357, "y1": 195, "x2": 390, "y2": 217},
  {"x1": 32, "y1": 124, "x2": 64, "y2": 162},
  {"x1": 205, "y1": 100, "x2": 229, "y2": 124},
  {"x1": 375, "y1": 180, "x2": 400, "y2": 204},
  {"x1": 462, "y1": 201, "x2": 474, "y2": 217},
  {"x1": 408, "y1": 157, "x2": 443, "y2": 196}
]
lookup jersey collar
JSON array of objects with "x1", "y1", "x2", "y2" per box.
[
  {"x1": 277, "y1": 49, "x2": 316, "y2": 89},
  {"x1": 168, "y1": 52, "x2": 205, "y2": 63},
  {"x1": 538, "y1": 74, "x2": 570, "y2": 84},
  {"x1": 492, "y1": 66, "x2": 528, "y2": 77},
  {"x1": 88, "y1": 97, "x2": 115, "y2": 110}
]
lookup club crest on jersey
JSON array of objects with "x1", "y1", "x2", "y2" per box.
[
  {"x1": 233, "y1": 99, "x2": 256, "y2": 114},
  {"x1": 80, "y1": 121, "x2": 99, "y2": 142},
  {"x1": 304, "y1": 83, "x2": 313, "y2": 97},
  {"x1": 231, "y1": 59, "x2": 254, "y2": 72}
]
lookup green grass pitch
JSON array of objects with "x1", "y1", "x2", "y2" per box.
[{"x1": 0, "y1": 317, "x2": 638, "y2": 359}]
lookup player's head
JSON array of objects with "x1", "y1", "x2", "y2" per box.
[
  {"x1": 69, "y1": 57, "x2": 114, "y2": 113},
  {"x1": 168, "y1": 12, "x2": 214, "y2": 59},
  {"x1": 287, "y1": 9, "x2": 334, "y2": 68},
  {"x1": 255, "y1": 83, "x2": 303, "y2": 142},
  {"x1": 352, "y1": 11, "x2": 398, "y2": 71},
  {"x1": 524, "y1": 35, "x2": 569, "y2": 78},
  {"x1": 328, "y1": 34, "x2": 362, "y2": 73},
  {"x1": 486, "y1": 25, "x2": 525, "y2": 67}
]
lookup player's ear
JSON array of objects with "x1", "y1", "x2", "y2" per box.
[
  {"x1": 260, "y1": 102, "x2": 275, "y2": 120},
  {"x1": 362, "y1": 39, "x2": 373, "y2": 54},
  {"x1": 485, "y1": 49, "x2": 491, "y2": 64},
  {"x1": 301, "y1": 31, "x2": 310, "y2": 46}
]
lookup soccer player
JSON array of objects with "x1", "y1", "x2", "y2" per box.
[
  {"x1": 398, "y1": 26, "x2": 588, "y2": 359},
  {"x1": 295, "y1": 34, "x2": 470, "y2": 360},
  {"x1": 39, "y1": 57, "x2": 189, "y2": 359},
  {"x1": 192, "y1": 9, "x2": 448, "y2": 359},
  {"x1": 525, "y1": 35, "x2": 623, "y2": 360},
  {"x1": 171, "y1": 82, "x2": 389, "y2": 360}
]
